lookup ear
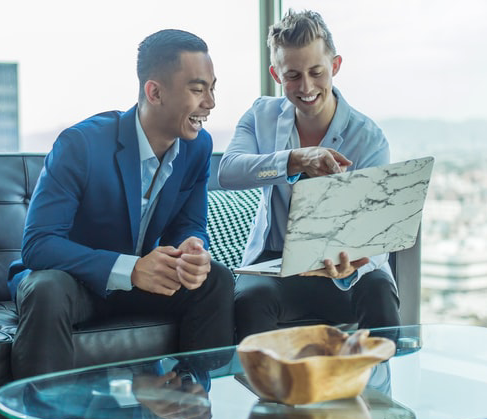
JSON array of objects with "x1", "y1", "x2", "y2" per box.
[
  {"x1": 332, "y1": 55, "x2": 342, "y2": 77},
  {"x1": 269, "y1": 66, "x2": 282, "y2": 84},
  {"x1": 144, "y1": 80, "x2": 164, "y2": 105}
]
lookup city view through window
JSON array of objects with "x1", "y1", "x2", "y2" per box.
[{"x1": 1, "y1": 0, "x2": 486, "y2": 326}]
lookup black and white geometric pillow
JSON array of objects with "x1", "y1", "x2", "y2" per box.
[{"x1": 207, "y1": 188, "x2": 261, "y2": 273}]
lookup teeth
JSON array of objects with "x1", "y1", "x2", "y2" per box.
[
  {"x1": 300, "y1": 95, "x2": 317, "y2": 102},
  {"x1": 189, "y1": 116, "x2": 207, "y2": 122}
]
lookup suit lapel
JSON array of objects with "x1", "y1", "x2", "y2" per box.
[
  {"x1": 116, "y1": 105, "x2": 141, "y2": 251},
  {"x1": 142, "y1": 141, "x2": 186, "y2": 253},
  {"x1": 275, "y1": 99, "x2": 296, "y2": 151}
]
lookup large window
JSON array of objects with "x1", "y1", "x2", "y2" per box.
[
  {"x1": 2, "y1": 0, "x2": 486, "y2": 325},
  {"x1": 283, "y1": 0, "x2": 487, "y2": 326},
  {"x1": 0, "y1": 0, "x2": 260, "y2": 152}
]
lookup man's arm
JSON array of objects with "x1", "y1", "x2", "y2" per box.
[
  {"x1": 218, "y1": 102, "x2": 294, "y2": 190},
  {"x1": 219, "y1": 99, "x2": 350, "y2": 190},
  {"x1": 21, "y1": 129, "x2": 121, "y2": 297},
  {"x1": 287, "y1": 147, "x2": 352, "y2": 177}
]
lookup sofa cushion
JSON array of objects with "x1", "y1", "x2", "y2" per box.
[{"x1": 207, "y1": 188, "x2": 261, "y2": 272}]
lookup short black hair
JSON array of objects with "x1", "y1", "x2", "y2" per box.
[{"x1": 137, "y1": 29, "x2": 208, "y2": 102}]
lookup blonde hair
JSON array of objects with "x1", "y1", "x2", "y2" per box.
[{"x1": 268, "y1": 9, "x2": 337, "y2": 65}]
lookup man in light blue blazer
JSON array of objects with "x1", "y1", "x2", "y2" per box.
[
  {"x1": 8, "y1": 29, "x2": 234, "y2": 379},
  {"x1": 219, "y1": 10, "x2": 400, "y2": 341}
]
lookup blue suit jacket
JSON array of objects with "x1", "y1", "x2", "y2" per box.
[{"x1": 8, "y1": 105, "x2": 212, "y2": 299}]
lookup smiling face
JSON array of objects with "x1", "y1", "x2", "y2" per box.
[
  {"x1": 270, "y1": 38, "x2": 341, "y2": 123},
  {"x1": 159, "y1": 51, "x2": 216, "y2": 140},
  {"x1": 142, "y1": 51, "x2": 216, "y2": 149}
]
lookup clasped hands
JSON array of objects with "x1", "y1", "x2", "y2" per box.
[{"x1": 131, "y1": 237, "x2": 211, "y2": 296}]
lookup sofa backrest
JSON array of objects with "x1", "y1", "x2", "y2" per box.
[
  {"x1": 0, "y1": 153, "x2": 419, "y2": 324},
  {"x1": 0, "y1": 154, "x2": 45, "y2": 300}
]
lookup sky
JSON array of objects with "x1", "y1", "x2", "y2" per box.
[{"x1": 1, "y1": 0, "x2": 487, "y2": 148}]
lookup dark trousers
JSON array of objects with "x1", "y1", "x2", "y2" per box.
[
  {"x1": 235, "y1": 251, "x2": 400, "y2": 342},
  {"x1": 12, "y1": 260, "x2": 234, "y2": 380}
]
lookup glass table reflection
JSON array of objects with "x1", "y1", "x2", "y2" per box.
[{"x1": 0, "y1": 324, "x2": 486, "y2": 419}]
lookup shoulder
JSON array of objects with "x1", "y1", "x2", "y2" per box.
[
  {"x1": 335, "y1": 89, "x2": 386, "y2": 141},
  {"x1": 47, "y1": 109, "x2": 131, "y2": 173},
  {"x1": 236, "y1": 96, "x2": 292, "y2": 129},
  {"x1": 56, "y1": 110, "x2": 126, "y2": 150},
  {"x1": 252, "y1": 96, "x2": 290, "y2": 112},
  {"x1": 71, "y1": 110, "x2": 125, "y2": 135},
  {"x1": 349, "y1": 108, "x2": 385, "y2": 139}
]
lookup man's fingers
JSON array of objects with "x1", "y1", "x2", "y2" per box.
[
  {"x1": 300, "y1": 268, "x2": 334, "y2": 278},
  {"x1": 178, "y1": 237, "x2": 204, "y2": 255},
  {"x1": 351, "y1": 257, "x2": 369, "y2": 269},
  {"x1": 132, "y1": 248, "x2": 182, "y2": 295},
  {"x1": 156, "y1": 246, "x2": 182, "y2": 257},
  {"x1": 177, "y1": 266, "x2": 210, "y2": 290},
  {"x1": 328, "y1": 149, "x2": 353, "y2": 167}
]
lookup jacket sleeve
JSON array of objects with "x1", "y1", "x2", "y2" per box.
[
  {"x1": 218, "y1": 98, "x2": 293, "y2": 190},
  {"x1": 21, "y1": 129, "x2": 120, "y2": 297}
]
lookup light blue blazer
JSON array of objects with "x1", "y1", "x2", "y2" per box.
[{"x1": 219, "y1": 87, "x2": 394, "y2": 290}]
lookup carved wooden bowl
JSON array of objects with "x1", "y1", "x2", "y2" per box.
[{"x1": 237, "y1": 325, "x2": 395, "y2": 405}]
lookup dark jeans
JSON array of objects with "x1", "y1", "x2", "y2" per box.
[
  {"x1": 235, "y1": 251, "x2": 400, "y2": 342},
  {"x1": 12, "y1": 260, "x2": 234, "y2": 380}
]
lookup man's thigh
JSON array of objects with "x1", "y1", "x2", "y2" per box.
[
  {"x1": 106, "y1": 260, "x2": 233, "y2": 317},
  {"x1": 235, "y1": 273, "x2": 355, "y2": 324},
  {"x1": 16, "y1": 269, "x2": 102, "y2": 325}
]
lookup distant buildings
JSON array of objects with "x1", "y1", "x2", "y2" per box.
[{"x1": 0, "y1": 62, "x2": 19, "y2": 151}]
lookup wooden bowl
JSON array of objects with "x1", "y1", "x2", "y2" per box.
[{"x1": 237, "y1": 325, "x2": 395, "y2": 405}]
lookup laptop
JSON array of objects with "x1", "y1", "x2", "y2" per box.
[{"x1": 234, "y1": 156, "x2": 434, "y2": 277}]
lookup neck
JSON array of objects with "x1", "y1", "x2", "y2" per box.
[
  {"x1": 296, "y1": 94, "x2": 337, "y2": 147},
  {"x1": 138, "y1": 105, "x2": 175, "y2": 160}
]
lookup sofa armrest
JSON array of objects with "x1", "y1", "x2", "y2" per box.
[{"x1": 390, "y1": 231, "x2": 421, "y2": 325}]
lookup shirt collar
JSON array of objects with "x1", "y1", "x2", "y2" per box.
[
  {"x1": 135, "y1": 108, "x2": 180, "y2": 162},
  {"x1": 136, "y1": 108, "x2": 156, "y2": 162},
  {"x1": 326, "y1": 86, "x2": 351, "y2": 140}
]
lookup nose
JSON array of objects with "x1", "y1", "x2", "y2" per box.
[
  {"x1": 300, "y1": 75, "x2": 313, "y2": 94},
  {"x1": 202, "y1": 90, "x2": 215, "y2": 110}
]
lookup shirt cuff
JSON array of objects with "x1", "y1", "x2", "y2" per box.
[
  {"x1": 332, "y1": 271, "x2": 358, "y2": 291},
  {"x1": 107, "y1": 254, "x2": 139, "y2": 291},
  {"x1": 286, "y1": 173, "x2": 301, "y2": 184}
]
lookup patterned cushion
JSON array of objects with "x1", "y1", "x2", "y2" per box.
[{"x1": 207, "y1": 189, "x2": 261, "y2": 272}]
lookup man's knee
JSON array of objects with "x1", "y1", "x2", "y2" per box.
[
  {"x1": 352, "y1": 269, "x2": 400, "y2": 327},
  {"x1": 17, "y1": 270, "x2": 76, "y2": 306},
  {"x1": 235, "y1": 276, "x2": 277, "y2": 312},
  {"x1": 203, "y1": 260, "x2": 235, "y2": 300},
  {"x1": 355, "y1": 270, "x2": 398, "y2": 297}
]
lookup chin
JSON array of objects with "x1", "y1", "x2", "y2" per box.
[{"x1": 182, "y1": 131, "x2": 199, "y2": 140}]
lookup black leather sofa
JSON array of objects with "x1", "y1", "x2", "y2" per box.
[{"x1": 0, "y1": 152, "x2": 421, "y2": 385}]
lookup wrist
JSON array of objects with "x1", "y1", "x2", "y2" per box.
[{"x1": 287, "y1": 149, "x2": 302, "y2": 176}]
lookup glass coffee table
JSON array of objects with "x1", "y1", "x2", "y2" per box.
[{"x1": 0, "y1": 324, "x2": 486, "y2": 419}]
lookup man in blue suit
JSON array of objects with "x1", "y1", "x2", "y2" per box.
[{"x1": 9, "y1": 29, "x2": 234, "y2": 379}]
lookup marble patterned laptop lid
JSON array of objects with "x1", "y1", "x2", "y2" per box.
[{"x1": 280, "y1": 156, "x2": 434, "y2": 277}]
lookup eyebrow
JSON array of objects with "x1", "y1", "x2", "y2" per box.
[
  {"x1": 284, "y1": 65, "x2": 324, "y2": 75},
  {"x1": 189, "y1": 78, "x2": 217, "y2": 87}
]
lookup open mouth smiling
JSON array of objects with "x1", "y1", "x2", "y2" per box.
[
  {"x1": 189, "y1": 115, "x2": 208, "y2": 129},
  {"x1": 298, "y1": 94, "x2": 319, "y2": 103}
]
